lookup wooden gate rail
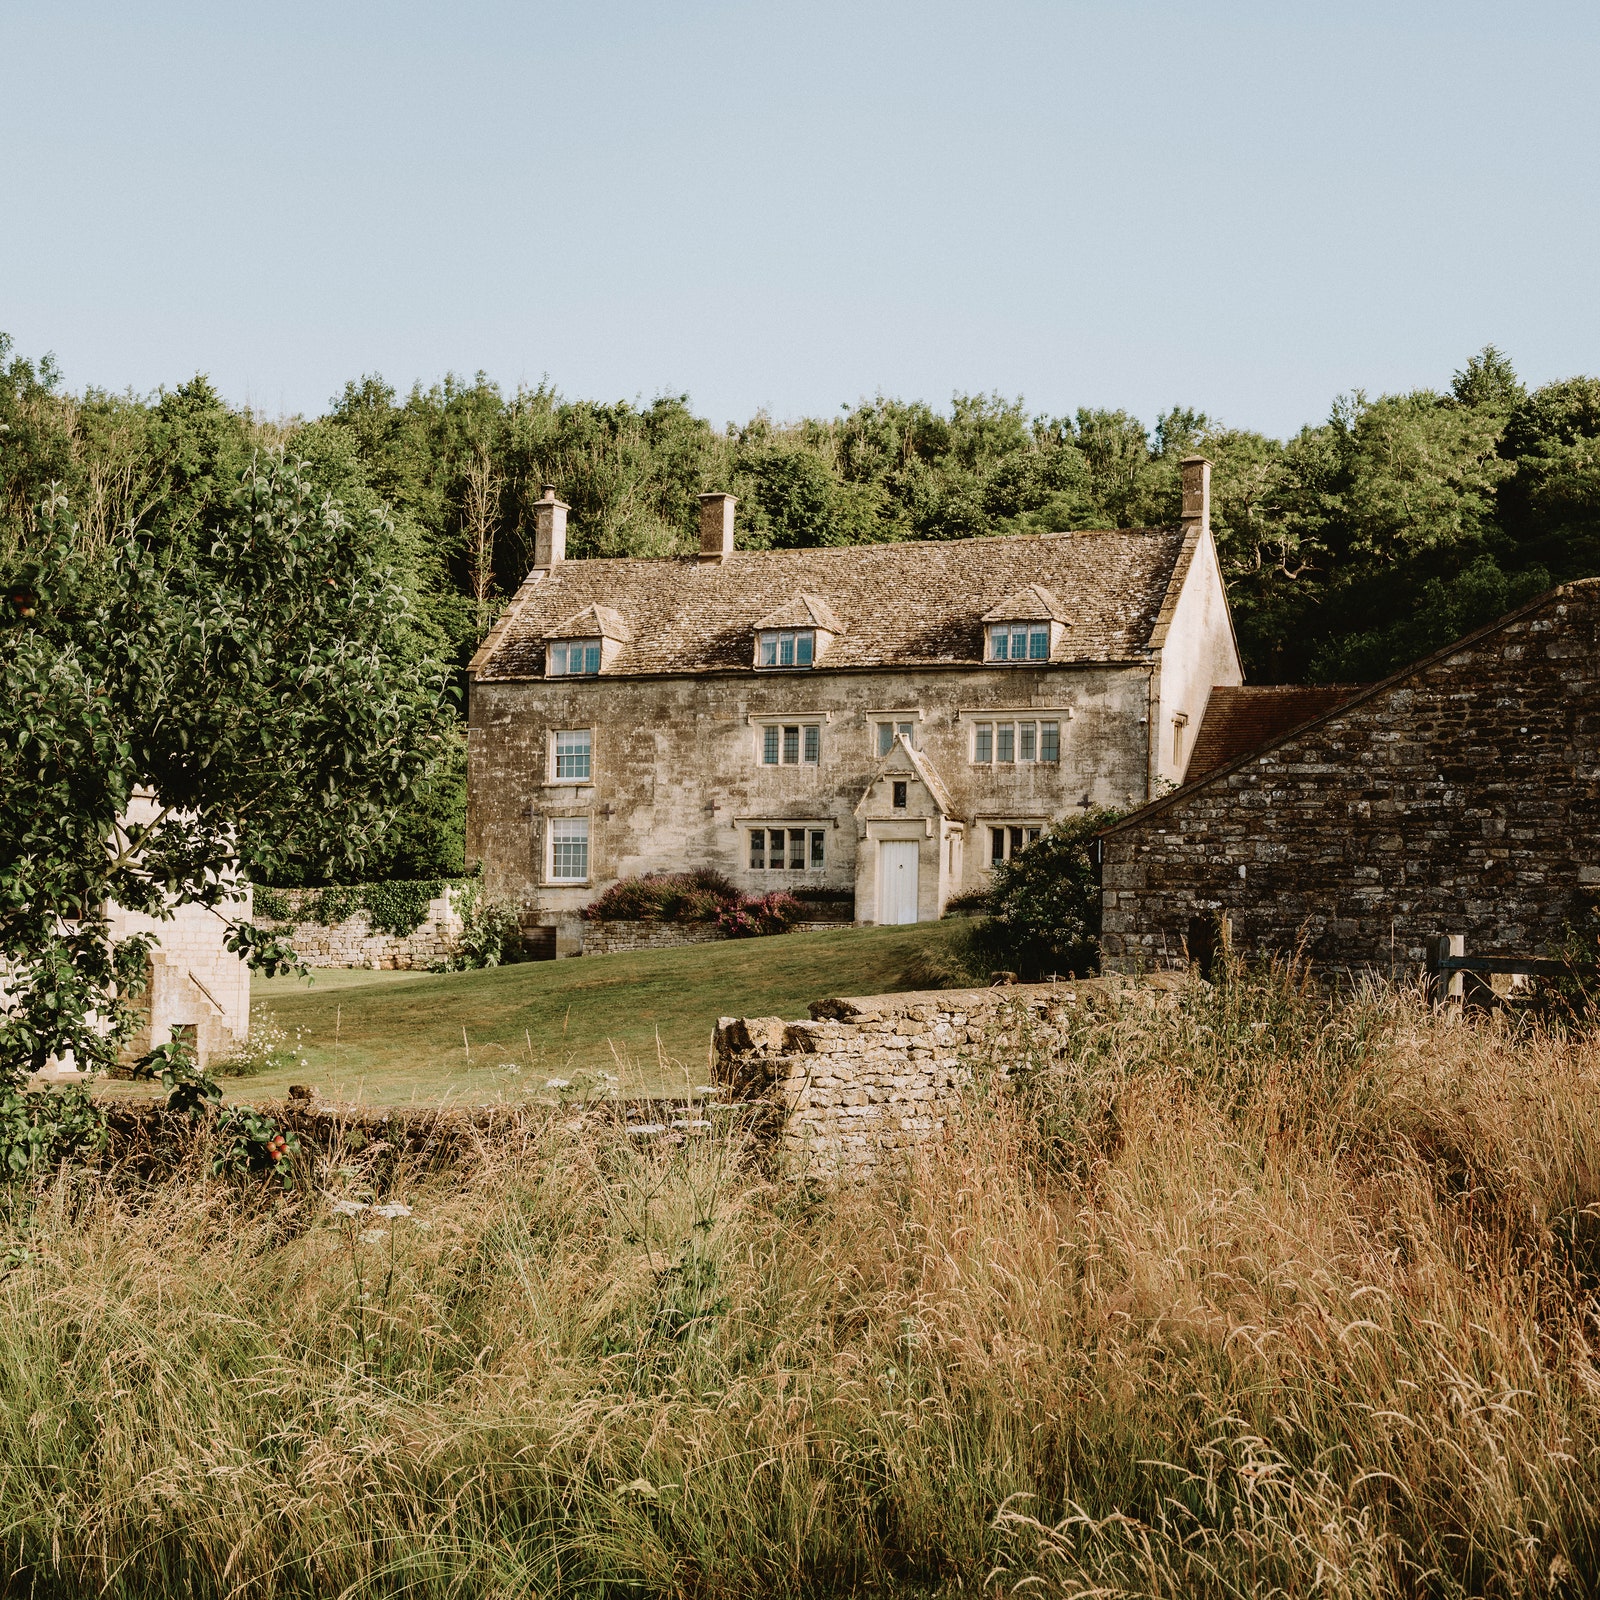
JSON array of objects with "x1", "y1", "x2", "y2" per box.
[{"x1": 1424, "y1": 934, "x2": 1569, "y2": 1003}]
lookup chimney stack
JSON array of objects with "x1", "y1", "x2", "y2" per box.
[
  {"x1": 1179, "y1": 456, "x2": 1211, "y2": 536},
  {"x1": 697, "y1": 492, "x2": 737, "y2": 563},
  {"x1": 533, "y1": 484, "x2": 568, "y2": 568}
]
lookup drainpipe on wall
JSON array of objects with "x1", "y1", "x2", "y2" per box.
[{"x1": 1146, "y1": 662, "x2": 1160, "y2": 801}]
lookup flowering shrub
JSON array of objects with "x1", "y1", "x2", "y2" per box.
[
  {"x1": 215, "y1": 1016, "x2": 309, "y2": 1079},
  {"x1": 582, "y1": 869, "x2": 740, "y2": 924},
  {"x1": 717, "y1": 891, "x2": 803, "y2": 938},
  {"x1": 583, "y1": 872, "x2": 803, "y2": 938}
]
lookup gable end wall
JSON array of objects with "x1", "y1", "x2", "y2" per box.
[{"x1": 1101, "y1": 583, "x2": 1600, "y2": 973}]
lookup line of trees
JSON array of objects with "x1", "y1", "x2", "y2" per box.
[{"x1": 5, "y1": 334, "x2": 1598, "y2": 881}]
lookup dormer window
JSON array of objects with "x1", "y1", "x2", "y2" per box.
[
  {"x1": 982, "y1": 586, "x2": 1063, "y2": 664},
  {"x1": 989, "y1": 624, "x2": 1050, "y2": 663},
  {"x1": 758, "y1": 629, "x2": 815, "y2": 668},
  {"x1": 752, "y1": 595, "x2": 842, "y2": 670},
  {"x1": 549, "y1": 639, "x2": 601, "y2": 676},
  {"x1": 544, "y1": 604, "x2": 632, "y2": 678}
]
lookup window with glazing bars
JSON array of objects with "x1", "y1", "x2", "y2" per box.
[
  {"x1": 553, "y1": 729, "x2": 591, "y2": 780},
  {"x1": 758, "y1": 630, "x2": 815, "y2": 667},
  {"x1": 876, "y1": 720, "x2": 916, "y2": 756},
  {"x1": 748, "y1": 827, "x2": 826, "y2": 870},
  {"x1": 971, "y1": 720, "x2": 1060, "y2": 764},
  {"x1": 988, "y1": 624, "x2": 1050, "y2": 662},
  {"x1": 548, "y1": 639, "x2": 601, "y2": 675},
  {"x1": 760, "y1": 724, "x2": 821, "y2": 765},
  {"x1": 989, "y1": 824, "x2": 1043, "y2": 865},
  {"x1": 549, "y1": 817, "x2": 589, "y2": 880}
]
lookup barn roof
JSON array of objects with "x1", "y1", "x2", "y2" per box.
[
  {"x1": 1184, "y1": 685, "x2": 1368, "y2": 782},
  {"x1": 469, "y1": 527, "x2": 1193, "y2": 681}
]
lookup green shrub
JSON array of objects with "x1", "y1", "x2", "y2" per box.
[
  {"x1": 436, "y1": 883, "x2": 524, "y2": 970},
  {"x1": 968, "y1": 808, "x2": 1123, "y2": 980}
]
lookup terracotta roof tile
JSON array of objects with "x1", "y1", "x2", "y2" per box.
[{"x1": 472, "y1": 528, "x2": 1189, "y2": 680}]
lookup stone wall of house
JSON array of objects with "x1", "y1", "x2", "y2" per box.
[
  {"x1": 1101, "y1": 580, "x2": 1600, "y2": 975},
  {"x1": 468, "y1": 663, "x2": 1159, "y2": 932},
  {"x1": 259, "y1": 890, "x2": 463, "y2": 970},
  {"x1": 712, "y1": 981, "x2": 1124, "y2": 1179},
  {"x1": 111, "y1": 892, "x2": 253, "y2": 1071}
]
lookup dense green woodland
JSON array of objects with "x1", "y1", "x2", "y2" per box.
[{"x1": 5, "y1": 333, "x2": 1599, "y2": 882}]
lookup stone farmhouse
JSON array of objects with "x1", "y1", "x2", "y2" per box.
[
  {"x1": 1099, "y1": 579, "x2": 1600, "y2": 975},
  {"x1": 467, "y1": 458, "x2": 1241, "y2": 952}
]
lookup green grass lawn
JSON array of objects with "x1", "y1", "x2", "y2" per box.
[{"x1": 220, "y1": 922, "x2": 953, "y2": 1106}]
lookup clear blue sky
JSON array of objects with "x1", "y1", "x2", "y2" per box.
[{"x1": 3, "y1": 1, "x2": 1597, "y2": 437}]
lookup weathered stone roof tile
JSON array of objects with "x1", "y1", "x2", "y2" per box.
[{"x1": 473, "y1": 528, "x2": 1187, "y2": 680}]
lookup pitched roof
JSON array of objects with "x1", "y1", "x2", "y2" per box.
[
  {"x1": 1103, "y1": 577, "x2": 1600, "y2": 839},
  {"x1": 546, "y1": 602, "x2": 634, "y2": 641},
  {"x1": 982, "y1": 583, "x2": 1068, "y2": 624},
  {"x1": 1185, "y1": 685, "x2": 1367, "y2": 781},
  {"x1": 753, "y1": 592, "x2": 846, "y2": 634},
  {"x1": 471, "y1": 527, "x2": 1192, "y2": 681},
  {"x1": 854, "y1": 736, "x2": 957, "y2": 817}
]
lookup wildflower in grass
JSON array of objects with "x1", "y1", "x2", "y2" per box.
[
  {"x1": 545, "y1": 1077, "x2": 571, "y2": 1089},
  {"x1": 358, "y1": 1229, "x2": 387, "y2": 1244},
  {"x1": 371, "y1": 1201, "x2": 411, "y2": 1219},
  {"x1": 329, "y1": 1198, "x2": 365, "y2": 1218}
]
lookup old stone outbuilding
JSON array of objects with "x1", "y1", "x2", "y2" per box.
[
  {"x1": 110, "y1": 791, "x2": 252, "y2": 1071},
  {"x1": 467, "y1": 460, "x2": 1241, "y2": 951},
  {"x1": 1099, "y1": 580, "x2": 1600, "y2": 974}
]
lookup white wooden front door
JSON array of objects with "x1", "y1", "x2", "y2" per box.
[{"x1": 880, "y1": 841, "x2": 920, "y2": 924}]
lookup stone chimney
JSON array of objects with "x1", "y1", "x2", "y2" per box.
[
  {"x1": 533, "y1": 484, "x2": 569, "y2": 568},
  {"x1": 1179, "y1": 456, "x2": 1211, "y2": 536},
  {"x1": 697, "y1": 493, "x2": 737, "y2": 563}
]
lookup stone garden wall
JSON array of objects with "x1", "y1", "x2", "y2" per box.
[
  {"x1": 258, "y1": 889, "x2": 463, "y2": 970},
  {"x1": 583, "y1": 917, "x2": 850, "y2": 957},
  {"x1": 713, "y1": 979, "x2": 1163, "y2": 1179}
]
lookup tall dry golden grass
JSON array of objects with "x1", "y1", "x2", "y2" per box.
[{"x1": 3, "y1": 966, "x2": 1600, "y2": 1597}]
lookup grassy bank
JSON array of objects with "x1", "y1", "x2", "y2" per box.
[
  {"x1": 223, "y1": 921, "x2": 956, "y2": 1104},
  {"x1": 7, "y1": 966, "x2": 1600, "y2": 1595}
]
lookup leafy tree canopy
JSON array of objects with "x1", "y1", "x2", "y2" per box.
[
  {"x1": 9, "y1": 336, "x2": 1600, "y2": 881},
  {"x1": 0, "y1": 451, "x2": 451, "y2": 1169}
]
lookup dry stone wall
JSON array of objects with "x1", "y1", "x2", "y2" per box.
[
  {"x1": 713, "y1": 981, "x2": 1130, "y2": 1179},
  {"x1": 1101, "y1": 580, "x2": 1600, "y2": 975},
  {"x1": 581, "y1": 920, "x2": 728, "y2": 956}
]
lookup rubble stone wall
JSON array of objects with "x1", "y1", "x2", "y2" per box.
[
  {"x1": 712, "y1": 981, "x2": 1117, "y2": 1178},
  {"x1": 583, "y1": 916, "x2": 851, "y2": 956},
  {"x1": 259, "y1": 891, "x2": 462, "y2": 970},
  {"x1": 1101, "y1": 581, "x2": 1600, "y2": 975}
]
